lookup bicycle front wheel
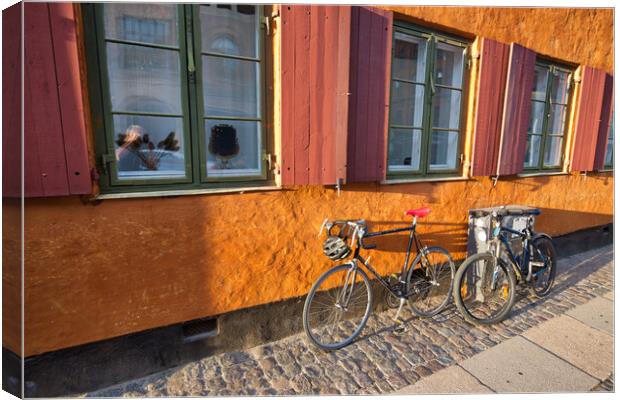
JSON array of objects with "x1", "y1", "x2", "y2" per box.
[
  {"x1": 453, "y1": 253, "x2": 516, "y2": 325},
  {"x1": 302, "y1": 264, "x2": 373, "y2": 350},
  {"x1": 406, "y1": 247, "x2": 455, "y2": 317},
  {"x1": 529, "y1": 236, "x2": 556, "y2": 298}
]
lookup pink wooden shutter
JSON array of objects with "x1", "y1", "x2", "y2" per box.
[
  {"x1": 346, "y1": 6, "x2": 393, "y2": 182},
  {"x1": 3, "y1": 3, "x2": 22, "y2": 198},
  {"x1": 280, "y1": 5, "x2": 351, "y2": 186},
  {"x1": 593, "y1": 74, "x2": 613, "y2": 170},
  {"x1": 22, "y1": 3, "x2": 91, "y2": 197},
  {"x1": 471, "y1": 38, "x2": 510, "y2": 176},
  {"x1": 571, "y1": 67, "x2": 608, "y2": 171},
  {"x1": 496, "y1": 43, "x2": 536, "y2": 176}
]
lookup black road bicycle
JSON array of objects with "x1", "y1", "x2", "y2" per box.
[
  {"x1": 302, "y1": 208, "x2": 455, "y2": 350},
  {"x1": 453, "y1": 207, "x2": 557, "y2": 325}
]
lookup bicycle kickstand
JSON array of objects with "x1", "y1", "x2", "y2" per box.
[{"x1": 392, "y1": 297, "x2": 408, "y2": 335}]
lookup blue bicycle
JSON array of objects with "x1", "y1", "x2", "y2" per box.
[{"x1": 453, "y1": 207, "x2": 556, "y2": 325}]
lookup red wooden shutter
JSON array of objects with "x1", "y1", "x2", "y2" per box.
[
  {"x1": 571, "y1": 67, "x2": 609, "y2": 171},
  {"x1": 280, "y1": 5, "x2": 351, "y2": 186},
  {"x1": 471, "y1": 38, "x2": 510, "y2": 177},
  {"x1": 22, "y1": 3, "x2": 91, "y2": 197},
  {"x1": 593, "y1": 74, "x2": 613, "y2": 170},
  {"x1": 3, "y1": 3, "x2": 22, "y2": 198},
  {"x1": 48, "y1": 3, "x2": 92, "y2": 194},
  {"x1": 496, "y1": 43, "x2": 536, "y2": 176},
  {"x1": 346, "y1": 7, "x2": 392, "y2": 183}
]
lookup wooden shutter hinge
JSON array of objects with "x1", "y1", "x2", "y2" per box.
[
  {"x1": 99, "y1": 154, "x2": 115, "y2": 176},
  {"x1": 263, "y1": 152, "x2": 279, "y2": 175},
  {"x1": 262, "y1": 16, "x2": 272, "y2": 36}
]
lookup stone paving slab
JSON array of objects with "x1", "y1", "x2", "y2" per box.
[
  {"x1": 523, "y1": 315, "x2": 613, "y2": 380},
  {"x1": 86, "y1": 245, "x2": 613, "y2": 397},
  {"x1": 460, "y1": 336, "x2": 599, "y2": 393},
  {"x1": 566, "y1": 297, "x2": 614, "y2": 335},
  {"x1": 393, "y1": 364, "x2": 492, "y2": 394}
]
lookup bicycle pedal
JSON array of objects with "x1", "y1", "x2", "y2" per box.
[{"x1": 392, "y1": 321, "x2": 408, "y2": 335}]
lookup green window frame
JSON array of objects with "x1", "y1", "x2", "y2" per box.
[
  {"x1": 524, "y1": 60, "x2": 573, "y2": 172},
  {"x1": 83, "y1": 4, "x2": 270, "y2": 194},
  {"x1": 386, "y1": 21, "x2": 469, "y2": 180},
  {"x1": 603, "y1": 110, "x2": 614, "y2": 169}
]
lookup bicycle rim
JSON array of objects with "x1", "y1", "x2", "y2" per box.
[
  {"x1": 529, "y1": 237, "x2": 556, "y2": 297},
  {"x1": 408, "y1": 248, "x2": 455, "y2": 317},
  {"x1": 303, "y1": 264, "x2": 372, "y2": 350},
  {"x1": 456, "y1": 254, "x2": 515, "y2": 324}
]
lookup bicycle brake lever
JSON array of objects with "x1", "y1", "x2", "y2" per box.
[{"x1": 318, "y1": 218, "x2": 328, "y2": 237}]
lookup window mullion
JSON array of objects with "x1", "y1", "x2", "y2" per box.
[
  {"x1": 539, "y1": 66, "x2": 554, "y2": 170},
  {"x1": 421, "y1": 34, "x2": 436, "y2": 175}
]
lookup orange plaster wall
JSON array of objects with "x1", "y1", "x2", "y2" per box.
[
  {"x1": 381, "y1": 6, "x2": 613, "y2": 72},
  {"x1": 21, "y1": 173, "x2": 612, "y2": 356},
  {"x1": 14, "y1": 6, "x2": 614, "y2": 357}
]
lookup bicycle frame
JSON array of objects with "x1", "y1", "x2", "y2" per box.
[
  {"x1": 493, "y1": 220, "x2": 547, "y2": 283},
  {"x1": 346, "y1": 221, "x2": 428, "y2": 298}
]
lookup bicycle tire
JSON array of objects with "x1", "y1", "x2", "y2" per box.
[
  {"x1": 453, "y1": 252, "x2": 516, "y2": 325},
  {"x1": 528, "y1": 236, "x2": 557, "y2": 298},
  {"x1": 406, "y1": 246, "x2": 455, "y2": 317},
  {"x1": 302, "y1": 264, "x2": 373, "y2": 350}
]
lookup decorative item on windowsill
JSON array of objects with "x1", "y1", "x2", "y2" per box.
[
  {"x1": 115, "y1": 125, "x2": 180, "y2": 171},
  {"x1": 208, "y1": 124, "x2": 240, "y2": 169}
]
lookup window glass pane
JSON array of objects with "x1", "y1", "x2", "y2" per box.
[
  {"x1": 532, "y1": 66, "x2": 548, "y2": 101},
  {"x1": 203, "y1": 56, "x2": 259, "y2": 118},
  {"x1": 435, "y1": 42, "x2": 463, "y2": 88},
  {"x1": 605, "y1": 113, "x2": 614, "y2": 166},
  {"x1": 550, "y1": 70, "x2": 570, "y2": 104},
  {"x1": 388, "y1": 128, "x2": 422, "y2": 171},
  {"x1": 206, "y1": 120, "x2": 261, "y2": 176},
  {"x1": 428, "y1": 130, "x2": 458, "y2": 170},
  {"x1": 392, "y1": 32, "x2": 427, "y2": 83},
  {"x1": 432, "y1": 88, "x2": 461, "y2": 130},
  {"x1": 529, "y1": 101, "x2": 545, "y2": 134},
  {"x1": 107, "y1": 43, "x2": 181, "y2": 114},
  {"x1": 524, "y1": 135, "x2": 541, "y2": 168},
  {"x1": 113, "y1": 115, "x2": 186, "y2": 179},
  {"x1": 104, "y1": 4, "x2": 178, "y2": 46},
  {"x1": 200, "y1": 5, "x2": 258, "y2": 58},
  {"x1": 543, "y1": 136, "x2": 563, "y2": 167},
  {"x1": 390, "y1": 81, "x2": 425, "y2": 127},
  {"x1": 549, "y1": 104, "x2": 567, "y2": 135}
]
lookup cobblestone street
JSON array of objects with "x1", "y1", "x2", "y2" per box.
[{"x1": 88, "y1": 245, "x2": 614, "y2": 396}]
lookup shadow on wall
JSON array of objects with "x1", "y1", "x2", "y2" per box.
[
  {"x1": 535, "y1": 207, "x2": 613, "y2": 237},
  {"x1": 363, "y1": 220, "x2": 468, "y2": 256},
  {"x1": 341, "y1": 181, "x2": 441, "y2": 203}
]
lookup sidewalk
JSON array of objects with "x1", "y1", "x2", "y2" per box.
[{"x1": 87, "y1": 245, "x2": 614, "y2": 396}]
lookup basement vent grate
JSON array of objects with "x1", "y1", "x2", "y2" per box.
[{"x1": 182, "y1": 317, "x2": 219, "y2": 343}]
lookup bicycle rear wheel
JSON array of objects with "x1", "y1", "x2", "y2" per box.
[
  {"x1": 302, "y1": 264, "x2": 372, "y2": 350},
  {"x1": 453, "y1": 253, "x2": 516, "y2": 325},
  {"x1": 528, "y1": 236, "x2": 556, "y2": 298},
  {"x1": 407, "y1": 247, "x2": 455, "y2": 317}
]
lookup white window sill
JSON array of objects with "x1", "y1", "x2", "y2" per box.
[
  {"x1": 516, "y1": 171, "x2": 569, "y2": 178},
  {"x1": 381, "y1": 175, "x2": 470, "y2": 185},
  {"x1": 94, "y1": 185, "x2": 281, "y2": 200}
]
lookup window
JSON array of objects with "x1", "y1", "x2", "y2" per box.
[
  {"x1": 604, "y1": 111, "x2": 614, "y2": 169},
  {"x1": 387, "y1": 23, "x2": 468, "y2": 178},
  {"x1": 524, "y1": 61, "x2": 572, "y2": 171},
  {"x1": 85, "y1": 4, "x2": 267, "y2": 193}
]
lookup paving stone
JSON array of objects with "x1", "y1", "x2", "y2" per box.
[
  {"x1": 523, "y1": 315, "x2": 613, "y2": 380},
  {"x1": 395, "y1": 365, "x2": 493, "y2": 394},
  {"x1": 566, "y1": 296, "x2": 614, "y2": 335},
  {"x1": 460, "y1": 336, "x2": 599, "y2": 393}
]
